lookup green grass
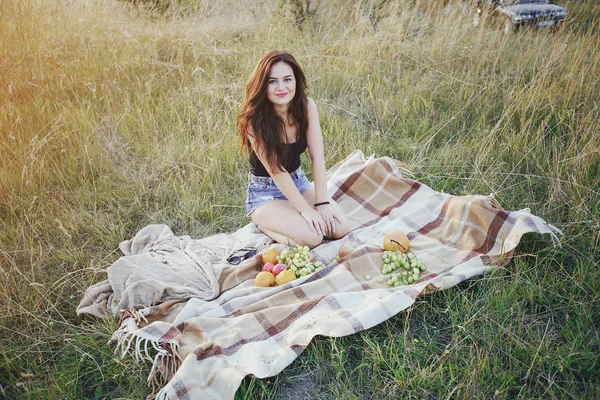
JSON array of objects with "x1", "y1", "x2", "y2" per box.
[{"x1": 1, "y1": 0, "x2": 598, "y2": 398}]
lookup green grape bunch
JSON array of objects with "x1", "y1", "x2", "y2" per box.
[
  {"x1": 277, "y1": 245, "x2": 325, "y2": 278},
  {"x1": 379, "y1": 250, "x2": 426, "y2": 287}
]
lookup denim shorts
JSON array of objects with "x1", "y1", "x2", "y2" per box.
[{"x1": 246, "y1": 167, "x2": 311, "y2": 216}]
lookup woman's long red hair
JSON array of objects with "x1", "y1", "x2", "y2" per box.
[{"x1": 238, "y1": 50, "x2": 308, "y2": 173}]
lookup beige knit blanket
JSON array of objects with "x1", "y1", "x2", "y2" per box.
[{"x1": 77, "y1": 151, "x2": 561, "y2": 399}]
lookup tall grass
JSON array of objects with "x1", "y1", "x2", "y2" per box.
[{"x1": 1, "y1": 0, "x2": 598, "y2": 398}]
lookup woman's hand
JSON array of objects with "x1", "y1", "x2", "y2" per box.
[
  {"x1": 300, "y1": 208, "x2": 327, "y2": 236},
  {"x1": 316, "y1": 204, "x2": 342, "y2": 237}
]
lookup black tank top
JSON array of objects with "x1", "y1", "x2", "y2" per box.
[{"x1": 249, "y1": 135, "x2": 307, "y2": 177}]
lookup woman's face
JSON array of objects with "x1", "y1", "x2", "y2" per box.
[{"x1": 266, "y1": 61, "x2": 296, "y2": 107}]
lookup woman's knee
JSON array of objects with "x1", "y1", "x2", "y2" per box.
[
  {"x1": 331, "y1": 211, "x2": 350, "y2": 239},
  {"x1": 334, "y1": 221, "x2": 350, "y2": 239},
  {"x1": 293, "y1": 230, "x2": 323, "y2": 249}
]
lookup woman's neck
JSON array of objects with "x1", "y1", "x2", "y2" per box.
[{"x1": 273, "y1": 104, "x2": 289, "y2": 120}]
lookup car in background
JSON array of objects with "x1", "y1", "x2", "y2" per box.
[{"x1": 474, "y1": 0, "x2": 567, "y2": 34}]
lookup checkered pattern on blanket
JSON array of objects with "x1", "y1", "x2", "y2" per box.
[{"x1": 101, "y1": 151, "x2": 560, "y2": 399}]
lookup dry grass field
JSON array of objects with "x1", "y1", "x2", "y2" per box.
[{"x1": 1, "y1": 0, "x2": 598, "y2": 398}]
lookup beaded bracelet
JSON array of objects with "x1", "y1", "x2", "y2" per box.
[{"x1": 314, "y1": 201, "x2": 330, "y2": 207}]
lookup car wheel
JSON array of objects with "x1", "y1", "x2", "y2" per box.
[{"x1": 502, "y1": 17, "x2": 514, "y2": 35}]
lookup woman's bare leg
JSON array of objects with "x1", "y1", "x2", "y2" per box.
[
  {"x1": 250, "y1": 200, "x2": 324, "y2": 248},
  {"x1": 256, "y1": 226, "x2": 299, "y2": 247}
]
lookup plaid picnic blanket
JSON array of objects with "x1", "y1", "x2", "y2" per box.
[{"x1": 84, "y1": 151, "x2": 561, "y2": 399}]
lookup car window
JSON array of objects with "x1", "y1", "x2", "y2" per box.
[{"x1": 504, "y1": 0, "x2": 550, "y2": 4}]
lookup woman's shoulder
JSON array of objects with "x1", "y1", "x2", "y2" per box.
[{"x1": 306, "y1": 97, "x2": 318, "y2": 115}]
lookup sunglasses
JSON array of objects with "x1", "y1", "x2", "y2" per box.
[{"x1": 227, "y1": 246, "x2": 258, "y2": 265}]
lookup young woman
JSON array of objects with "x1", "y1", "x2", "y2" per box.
[{"x1": 238, "y1": 50, "x2": 349, "y2": 249}]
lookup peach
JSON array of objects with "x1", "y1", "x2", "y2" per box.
[
  {"x1": 272, "y1": 263, "x2": 287, "y2": 277},
  {"x1": 383, "y1": 230, "x2": 410, "y2": 253},
  {"x1": 338, "y1": 243, "x2": 354, "y2": 258},
  {"x1": 254, "y1": 271, "x2": 275, "y2": 287},
  {"x1": 275, "y1": 270, "x2": 296, "y2": 286},
  {"x1": 262, "y1": 262, "x2": 275, "y2": 273},
  {"x1": 261, "y1": 249, "x2": 280, "y2": 264}
]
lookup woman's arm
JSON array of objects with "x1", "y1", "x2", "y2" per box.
[
  {"x1": 306, "y1": 98, "x2": 342, "y2": 234},
  {"x1": 306, "y1": 98, "x2": 328, "y2": 204}
]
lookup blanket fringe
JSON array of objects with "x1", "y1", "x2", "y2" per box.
[
  {"x1": 488, "y1": 194, "x2": 563, "y2": 249},
  {"x1": 545, "y1": 222, "x2": 563, "y2": 248},
  {"x1": 148, "y1": 341, "x2": 181, "y2": 394},
  {"x1": 391, "y1": 159, "x2": 414, "y2": 178},
  {"x1": 111, "y1": 318, "x2": 183, "y2": 399},
  {"x1": 152, "y1": 342, "x2": 186, "y2": 400}
]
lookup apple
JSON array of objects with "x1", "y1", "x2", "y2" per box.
[
  {"x1": 262, "y1": 262, "x2": 275, "y2": 273},
  {"x1": 272, "y1": 263, "x2": 287, "y2": 276},
  {"x1": 338, "y1": 243, "x2": 354, "y2": 258}
]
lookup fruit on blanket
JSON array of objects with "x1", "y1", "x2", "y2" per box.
[
  {"x1": 255, "y1": 271, "x2": 275, "y2": 287},
  {"x1": 261, "y1": 262, "x2": 275, "y2": 273},
  {"x1": 383, "y1": 230, "x2": 410, "y2": 253},
  {"x1": 380, "y1": 249, "x2": 426, "y2": 287},
  {"x1": 261, "y1": 249, "x2": 280, "y2": 264},
  {"x1": 272, "y1": 263, "x2": 286, "y2": 276},
  {"x1": 338, "y1": 243, "x2": 354, "y2": 258},
  {"x1": 277, "y1": 245, "x2": 325, "y2": 278},
  {"x1": 275, "y1": 269, "x2": 296, "y2": 286}
]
